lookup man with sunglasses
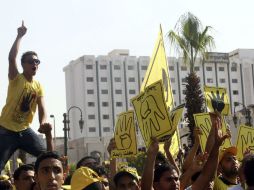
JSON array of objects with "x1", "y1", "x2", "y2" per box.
[{"x1": 0, "y1": 21, "x2": 50, "y2": 172}]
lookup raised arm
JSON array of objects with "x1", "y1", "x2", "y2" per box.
[
  {"x1": 8, "y1": 21, "x2": 27, "y2": 80},
  {"x1": 107, "y1": 138, "x2": 117, "y2": 190},
  {"x1": 182, "y1": 128, "x2": 201, "y2": 172},
  {"x1": 192, "y1": 114, "x2": 229, "y2": 190},
  {"x1": 164, "y1": 138, "x2": 180, "y2": 174},
  {"x1": 141, "y1": 137, "x2": 159, "y2": 190}
]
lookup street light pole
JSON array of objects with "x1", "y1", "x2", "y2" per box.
[
  {"x1": 50, "y1": 115, "x2": 56, "y2": 148},
  {"x1": 63, "y1": 106, "x2": 84, "y2": 157}
]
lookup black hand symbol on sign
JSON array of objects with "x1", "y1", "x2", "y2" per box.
[
  {"x1": 115, "y1": 115, "x2": 133, "y2": 150},
  {"x1": 208, "y1": 90, "x2": 225, "y2": 113},
  {"x1": 140, "y1": 95, "x2": 165, "y2": 142}
]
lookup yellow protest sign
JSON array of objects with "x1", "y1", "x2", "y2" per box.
[
  {"x1": 132, "y1": 80, "x2": 173, "y2": 148},
  {"x1": 193, "y1": 113, "x2": 232, "y2": 152},
  {"x1": 236, "y1": 125, "x2": 254, "y2": 160},
  {"x1": 111, "y1": 111, "x2": 137, "y2": 158},
  {"x1": 140, "y1": 26, "x2": 174, "y2": 111},
  {"x1": 204, "y1": 86, "x2": 230, "y2": 115}
]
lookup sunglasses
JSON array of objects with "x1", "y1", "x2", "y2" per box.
[{"x1": 26, "y1": 59, "x2": 40, "y2": 65}]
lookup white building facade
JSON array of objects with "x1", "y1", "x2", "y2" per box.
[{"x1": 63, "y1": 49, "x2": 254, "y2": 161}]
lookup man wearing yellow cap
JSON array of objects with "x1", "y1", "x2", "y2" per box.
[
  {"x1": 70, "y1": 166, "x2": 106, "y2": 190},
  {"x1": 213, "y1": 146, "x2": 240, "y2": 190},
  {"x1": 113, "y1": 166, "x2": 140, "y2": 190}
]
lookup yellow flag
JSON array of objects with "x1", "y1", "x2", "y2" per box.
[
  {"x1": 140, "y1": 26, "x2": 174, "y2": 111},
  {"x1": 111, "y1": 111, "x2": 137, "y2": 158},
  {"x1": 236, "y1": 125, "x2": 254, "y2": 160},
  {"x1": 204, "y1": 86, "x2": 231, "y2": 115},
  {"x1": 169, "y1": 104, "x2": 185, "y2": 158}
]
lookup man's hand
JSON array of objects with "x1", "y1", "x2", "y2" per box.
[
  {"x1": 17, "y1": 20, "x2": 27, "y2": 38},
  {"x1": 38, "y1": 123, "x2": 52, "y2": 136},
  {"x1": 107, "y1": 138, "x2": 116, "y2": 155},
  {"x1": 147, "y1": 137, "x2": 159, "y2": 156}
]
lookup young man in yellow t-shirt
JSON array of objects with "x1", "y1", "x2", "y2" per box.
[{"x1": 0, "y1": 21, "x2": 51, "y2": 172}]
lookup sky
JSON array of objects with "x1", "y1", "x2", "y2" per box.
[{"x1": 0, "y1": 0, "x2": 254, "y2": 137}]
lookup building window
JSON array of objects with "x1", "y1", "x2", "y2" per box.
[
  {"x1": 234, "y1": 102, "x2": 239, "y2": 106},
  {"x1": 86, "y1": 77, "x2": 94, "y2": 82},
  {"x1": 114, "y1": 77, "x2": 121, "y2": 82},
  {"x1": 101, "y1": 77, "x2": 107, "y2": 82},
  {"x1": 232, "y1": 79, "x2": 238, "y2": 83},
  {"x1": 114, "y1": 65, "x2": 121, "y2": 70},
  {"x1": 86, "y1": 65, "x2": 93, "y2": 69},
  {"x1": 101, "y1": 89, "x2": 108, "y2": 94},
  {"x1": 181, "y1": 78, "x2": 187, "y2": 83},
  {"x1": 128, "y1": 77, "x2": 135, "y2": 82},
  {"x1": 233, "y1": 90, "x2": 239, "y2": 95},
  {"x1": 181, "y1": 66, "x2": 187, "y2": 71},
  {"x1": 194, "y1": 66, "x2": 200, "y2": 71},
  {"x1": 88, "y1": 102, "x2": 95, "y2": 107},
  {"x1": 103, "y1": 115, "x2": 109, "y2": 119},
  {"x1": 207, "y1": 78, "x2": 213, "y2": 83},
  {"x1": 128, "y1": 65, "x2": 134, "y2": 70},
  {"x1": 115, "y1": 89, "x2": 122, "y2": 94},
  {"x1": 172, "y1": 90, "x2": 176, "y2": 94},
  {"x1": 100, "y1": 65, "x2": 107, "y2": 70},
  {"x1": 182, "y1": 90, "x2": 186, "y2": 95},
  {"x1": 219, "y1": 67, "x2": 225, "y2": 71},
  {"x1": 102, "y1": 102, "x2": 109, "y2": 107},
  {"x1": 88, "y1": 115, "x2": 95, "y2": 119},
  {"x1": 169, "y1": 66, "x2": 174, "y2": 71},
  {"x1": 231, "y1": 67, "x2": 237, "y2": 72},
  {"x1": 103, "y1": 127, "x2": 110, "y2": 132},
  {"x1": 129, "y1": 90, "x2": 136, "y2": 94},
  {"x1": 116, "y1": 102, "x2": 123, "y2": 107},
  {"x1": 219, "y1": 78, "x2": 226, "y2": 83},
  {"x1": 170, "y1": 78, "x2": 175, "y2": 83},
  {"x1": 206, "y1": 66, "x2": 213, "y2": 71},
  {"x1": 89, "y1": 127, "x2": 96, "y2": 132},
  {"x1": 87, "y1": 89, "x2": 94, "y2": 94},
  {"x1": 141, "y1": 65, "x2": 147, "y2": 70}
]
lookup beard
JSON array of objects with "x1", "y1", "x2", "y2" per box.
[{"x1": 222, "y1": 166, "x2": 239, "y2": 177}]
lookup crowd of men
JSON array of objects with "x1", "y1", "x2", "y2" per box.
[{"x1": 1, "y1": 22, "x2": 254, "y2": 190}]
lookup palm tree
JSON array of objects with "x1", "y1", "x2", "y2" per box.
[{"x1": 168, "y1": 12, "x2": 215, "y2": 146}]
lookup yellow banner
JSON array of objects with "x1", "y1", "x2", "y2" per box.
[
  {"x1": 111, "y1": 111, "x2": 137, "y2": 158},
  {"x1": 140, "y1": 26, "x2": 174, "y2": 111},
  {"x1": 204, "y1": 86, "x2": 230, "y2": 115},
  {"x1": 236, "y1": 125, "x2": 254, "y2": 160},
  {"x1": 193, "y1": 113, "x2": 232, "y2": 152},
  {"x1": 132, "y1": 80, "x2": 173, "y2": 147}
]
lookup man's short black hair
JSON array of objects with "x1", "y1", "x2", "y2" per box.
[
  {"x1": 243, "y1": 154, "x2": 254, "y2": 187},
  {"x1": 21, "y1": 51, "x2": 38, "y2": 64},
  {"x1": 76, "y1": 156, "x2": 97, "y2": 169},
  {"x1": 13, "y1": 164, "x2": 34, "y2": 180},
  {"x1": 34, "y1": 151, "x2": 61, "y2": 174},
  {"x1": 154, "y1": 163, "x2": 177, "y2": 182}
]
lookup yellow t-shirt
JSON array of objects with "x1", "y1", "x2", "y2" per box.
[
  {"x1": 213, "y1": 175, "x2": 235, "y2": 190},
  {"x1": 0, "y1": 74, "x2": 44, "y2": 132}
]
